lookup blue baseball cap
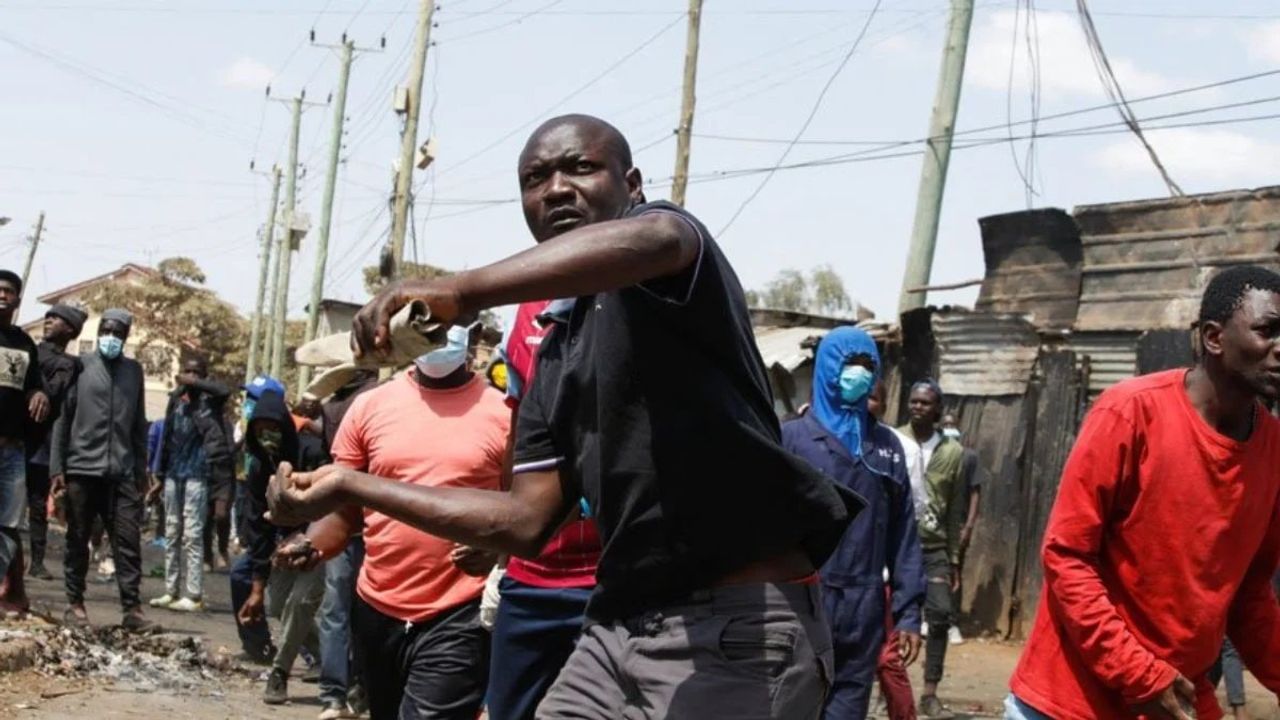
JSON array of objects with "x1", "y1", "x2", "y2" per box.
[{"x1": 243, "y1": 374, "x2": 286, "y2": 400}]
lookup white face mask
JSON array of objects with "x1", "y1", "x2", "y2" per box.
[
  {"x1": 942, "y1": 427, "x2": 961, "y2": 440},
  {"x1": 414, "y1": 324, "x2": 473, "y2": 379}
]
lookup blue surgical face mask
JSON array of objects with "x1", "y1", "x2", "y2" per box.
[
  {"x1": 242, "y1": 398, "x2": 257, "y2": 422},
  {"x1": 98, "y1": 335, "x2": 124, "y2": 360},
  {"x1": 415, "y1": 324, "x2": 473, "y2": 379},
  {"x1": 942, "y1": 427, "x2": 961, "y2": 440},
  {"x1": 838, "y1": 365, "x2": 875, "y2": 405}
]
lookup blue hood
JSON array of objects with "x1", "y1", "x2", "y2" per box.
[{"x1": 811, "y1": 326, "x2": 880, "y2": 457}]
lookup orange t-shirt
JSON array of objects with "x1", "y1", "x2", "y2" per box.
[{"x1": 332, "y1": 371, "x2": 510, "y2": 623}]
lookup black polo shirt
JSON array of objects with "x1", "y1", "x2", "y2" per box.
[{"x1": 513, "y1": 201, "x2": 861, "y2": 622}]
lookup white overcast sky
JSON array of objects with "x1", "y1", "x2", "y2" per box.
[{"x1": 3, "y1": 0, "x2": 1279, "y2": 325}]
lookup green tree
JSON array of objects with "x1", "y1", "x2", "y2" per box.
[
  {"x1": 747, "y1": 265, "x2": 854, "y2": 317},
  {"x1": 81, "y1": 257, "x2": 249, "y2": 388}
]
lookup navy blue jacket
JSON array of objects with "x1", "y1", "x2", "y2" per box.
[{"x1": 782, "y1": 411, "x2": 925, "y2": 632}]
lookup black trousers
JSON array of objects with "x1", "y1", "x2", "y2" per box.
[
  {"x1": 64, "y1": 475, "x2": 143, "y2": 611},
  {"x1": 923, "y1": 548, "x2": 954, "y2": 685},
  {"x1": 25, "y1": 462, "x2": 51, "y2": 566},
  {"x1": 352, "y1": 595, "x2": 489, "y2": 720}
]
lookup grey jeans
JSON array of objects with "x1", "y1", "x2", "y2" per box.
[
  {"x1": 163, "y1": 477, "x2": 208, "y2": 600},
  {"x1": 267, "y1": 565, "x2": 325, "y2": 675},
  {"x1": 536, "y1": 582, "x2": 833, "y2": 719}
]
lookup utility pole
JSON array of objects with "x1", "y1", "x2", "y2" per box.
[
  {"x1": 270, "y1": 95, "x2": 306, "y2": 381},
  {"x1": 671, "y1": 0, "x2": 704, "y2": 207},
  {"x1": 897, "y1": 0, "x2": 975, "y2": 315},
  {"x1": 298, "y1": 36, "x2": 379, "y2": 398},
  {"x1": 20, "y1": 211, "x2": 44, "y2": 289},
  {"x1": 246, "y1": 166, "x2": 281, "y2": 384},
  {"x1": 388, "y1": 0, "x2": 438, "y2": 279}
]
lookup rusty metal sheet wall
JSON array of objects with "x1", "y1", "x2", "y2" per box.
[
  {"x1": 931, "y1": 311, "x2": 1040, "y2": 397},
  {"x1": 952, "y1": 394, "x2": 1033, "y2": 636},
  {"x1": 1070, "y1": 331, "x2": 1138, "y2": 400},
  {"x1": 975, "y1": 208, "x2": 1083, "y2": 330},
  {"x1": 1074, "y1": 186, "x2": 1280, "y2": 332},
  {"x1": 1011, "y1": 350, "x2": 1083, "y2": 638}
]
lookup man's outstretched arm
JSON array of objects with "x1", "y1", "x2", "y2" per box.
[
  {"x1": 353, "y1": 210, "x2": 701, "y2": 355},
  {"x1": 268, "y1": 462, "x2": 570, "y2": 559}
]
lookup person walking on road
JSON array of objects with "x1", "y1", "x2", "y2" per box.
[
  {"x1": 893, "y1": 380, "x2": 966, "y2": 718},
  {"x1": 149, "y1": 356, "x2": 234, "y2": 612},
  {"x1": 50, "y1": 309, "x2": 154, "y2": 631},
  {"x1": 267, "y1": 114, "x2": 860, "y2": 719},
  {"x1": 782, "y1": 327, "x2": 925, "y2": 720},
  {"x1": 0, "y1": 270, "x2": 50, "y2": 615},
  {"x1": 1007, "y1": 265, "x2": 1280, "y2": 719},
  {"x1": 24, "y1": 303, "x2": 83, "y2": 582}
]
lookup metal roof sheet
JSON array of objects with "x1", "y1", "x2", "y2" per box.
[
  {"x1": 1073, "y1": 186, "x2": 1280, "y2": 332},
  {"x1": 754, "y1": 325, "x2": 826, "y2": 372},
  {"x1": 1070, "y1": 331, "x2": 1138, "y2": 399},
  {"x1": 931, "y1": 311, "x2": 1040, "y2": 397},
  {"x1": 975, "y1": 208, "x2": 1082, "y2": 331}
]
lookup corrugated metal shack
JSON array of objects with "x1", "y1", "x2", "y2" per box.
[{"x1": 896, "y1": 185, "x2": 1280, "y2": 638}]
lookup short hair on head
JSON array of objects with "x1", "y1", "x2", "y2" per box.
[
  {"x1": 0, "y1": 269, "x2": 22, "y2": 295},
  {"x1": 184, "y1": 355, "x2": 209, "y2": 373},
  {"x1": 1198, "y1": 265, "x2": 1280, "y2": 329},
  {"x1": 526, "y1": 114, "x2": 633, "y2": 169}
]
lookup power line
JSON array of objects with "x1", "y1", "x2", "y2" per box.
[
  {"x1": 434, "y1": 14, "x2": 685, "y2": 179},
  {"x1": 656, "y1": 106, "x2": 1280, "y2": 189},
  {"x1": 1076, "y1": 0, "x2": 1182, "y2": 196},
  {"x1": 684, "y1": 68, "x2": 1280, "y2": 147},
  {"x1": 717, "y1": 0, "x2": 884, "y2": 236}
]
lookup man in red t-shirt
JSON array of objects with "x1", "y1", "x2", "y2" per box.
[
  {"x1": 1007, "y1": 265, "x2": 1280, "y2": 720},
  {"x1": 485, "y1": 299, "x2": 603, "y2": 720}
]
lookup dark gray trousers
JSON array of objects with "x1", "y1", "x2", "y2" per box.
[
  {"x1": 536, "y1": 582, "x2": 833, "y2": 719},
  {"x1": 923, "y1": 549, "x2": 954, "y2": 685}
]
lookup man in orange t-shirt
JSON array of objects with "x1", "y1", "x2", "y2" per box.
[
  {"x1": 1007, "y1": 265, "x2": 1280, "y2": 720},
  {"x1": 278, "y1": 324, "x2": 509, "y2": 719}
]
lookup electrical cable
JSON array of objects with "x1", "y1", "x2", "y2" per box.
[
  {"x1": 1076, "y1": 0, "x2": 1182, "y2": 195},
  {"x1": 717, "y1": 0, "x2": 884, "y2": 237}
]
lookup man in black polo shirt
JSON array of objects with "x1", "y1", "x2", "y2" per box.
[{"x1": 269, "y1": 114, "x2": 860, "y2": 718}]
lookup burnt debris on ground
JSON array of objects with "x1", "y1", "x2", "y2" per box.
[{"x1": 0, "y1": 621, "x2": 242, "y2": 694}]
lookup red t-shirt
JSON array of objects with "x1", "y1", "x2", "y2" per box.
[
  {"x1": 1011, "y1": 370, "x2": 1280, "y2": 720},
  {"x1": 332, "y1": 372, "x2": 510, "y2": 622},
  {"x1": 503, "y1": 300, "x2": 601, "y2": 589}
]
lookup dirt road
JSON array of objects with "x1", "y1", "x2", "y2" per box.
[{"x1": 3, "y1": 526, "x2": 1277, "y2": 719}]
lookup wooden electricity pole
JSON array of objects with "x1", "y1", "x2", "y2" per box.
[
  {"x1": 897, "y1": 0, "x2": 975, "y2": 315},
  {"x1": 246, "y1": 166, "x2": 281, "y2": 384},
  {"x1": 671, "y1": 0, "x2": 704, "y2": 207},
  {"x1": 20, "y1": 211, "x2": 44, "y2": 290},
  {"x1": 387, "y1": 0, "x2": 438, "y2": 279}
]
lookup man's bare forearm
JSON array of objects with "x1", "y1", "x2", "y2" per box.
[
  {"x1": 450, "y1": 213, "x2": 698, "y2": 316},
  {"x1": 338, "y1": 470, "x2": 562, "y2": 557},
  {"x1": 305, "y1": 505, "x2": 360, "y2": 559}
]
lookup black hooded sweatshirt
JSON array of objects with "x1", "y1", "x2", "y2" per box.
[{"x1": 243, "y1": 390, "x2": 328, "y2": 582}]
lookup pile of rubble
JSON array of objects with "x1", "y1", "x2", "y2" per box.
[{"x1": 0, "y1": 623, "x2": 238, "y2": 693}]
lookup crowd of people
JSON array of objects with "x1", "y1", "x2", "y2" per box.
[{"x1": 0, "y1": 113, "x2": 1278, "y2": 720}]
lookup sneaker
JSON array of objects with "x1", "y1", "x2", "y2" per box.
[
  {"x1": 98, "y1": 557, "x2": 115, "y2": 577},
  {"x1": 317, "y1": 699, "x2": 354, "y2": 719},
  {"x1": 149, "y1": 594, "x2": 177, "y2": 609},
  {"x1": 948, "y1": 625, "x2": 964, "y2": 645},
  {"x1": 121, "y1": 609, "x2": 160, "y2": 634},
  {"x1": 346, "y1": 683, "x2": 368, "y2": 716},
  {"x1": 920, "y1": 621, "x2": 929, "y2": 637},
  {"x1": 28, "y1": 562, "x2": 53, "y2": 580},
  {"x1": 168, "y1": 597, "x2": 205, "y2": 613},
  {"x1": 263, "y1": 668, "x2": 288, "y2": 705},
  {"x1": 919, "y1": 694, "x2": 952, "y2": 719}
]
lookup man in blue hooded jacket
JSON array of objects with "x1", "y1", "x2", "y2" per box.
[{"x1": 782, "y1": 326, "x2": 926, "y2": 720}]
